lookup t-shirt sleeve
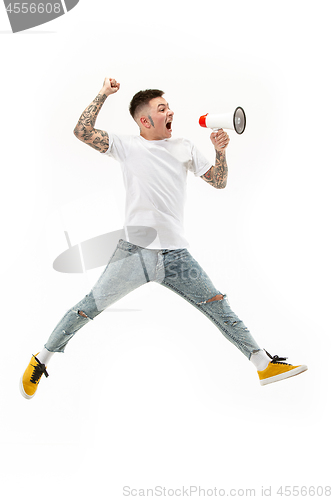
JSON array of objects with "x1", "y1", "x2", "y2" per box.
[
  {"x1": 101, "y1": 133, "x2": 133, "y2": 162},
  {"x1": 188, "y1": 142, "x2": 212, "y2": 177}
]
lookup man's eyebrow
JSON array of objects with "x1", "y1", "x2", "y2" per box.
[{"x1": 157, "y1": 103, "x2": 169, "y2": 108}]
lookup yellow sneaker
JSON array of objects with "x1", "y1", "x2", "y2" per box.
[
  {"x1": 20, "y1": 354, "x2": 49, "y2": 399},
  {"x1": 258, "y1": 351, "x2": 308, "y2": 386}
]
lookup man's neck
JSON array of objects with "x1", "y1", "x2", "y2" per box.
[{"x1": 140, "y1": 130, "x2": 167, "y2": 141}]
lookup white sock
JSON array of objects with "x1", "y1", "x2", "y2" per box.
[
  {"x1": 250, "y1": 349, "x2": 271, "y2": 371},
  {"x1": 36, "y1": 348, "x2": 55, "y2": 366}
]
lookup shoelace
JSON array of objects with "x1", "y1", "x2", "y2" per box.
[
  {"x1": 30, "y1": 355, "x2": 49, "y2": 384},
  {"x1": 264, "y1": 350, "x2": 291, "y2": 366}
]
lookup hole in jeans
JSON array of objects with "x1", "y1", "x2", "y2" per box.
[
  {"x1": 206, "y1": 294, "x2": 224, "y2": 303},
  {"x1": 78, "y1": 310, "x2": 88, "y2": 318}
]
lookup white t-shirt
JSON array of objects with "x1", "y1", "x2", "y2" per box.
[{"x1": 102, "y1": 133, "x2": 211, "y2": 249}]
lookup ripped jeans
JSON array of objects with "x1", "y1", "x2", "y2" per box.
[{"x1": 45, "y1": 239, "x2": 260, "y2": 359}]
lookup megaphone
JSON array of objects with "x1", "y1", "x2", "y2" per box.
[{"x1": 199, "y1": 107, "x2": 246, "y2": 134}]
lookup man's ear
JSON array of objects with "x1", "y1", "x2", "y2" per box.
[{"x1": 139, "y1": 116, "x2": 151, "y2": 129}]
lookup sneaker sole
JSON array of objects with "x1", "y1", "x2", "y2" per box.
[
  {"x1": 260, "y1": 365, "x2": 308, "y2": 386},
  {"x1": 19, "y1": 375, "x2": 35, "y2": 400}
]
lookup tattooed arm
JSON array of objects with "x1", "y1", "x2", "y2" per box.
[
  {"x1": 73, "y1": 77, "x2": 120, "y2": 153},
  {"x1": 201, "y1": 129, "x2": 230, "y2": 189}
]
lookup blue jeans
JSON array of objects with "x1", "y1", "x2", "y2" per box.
[{"x1": 45, "y1": 240, "x2": 260, "y2": 359}]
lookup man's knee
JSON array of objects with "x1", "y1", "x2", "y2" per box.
[
  {"x1": 78, "y1": 310, "x2": 89, "y2": 318},
  {"x1": 197, "y1": 294, "x2": 224, "y2": 306},
  {"x1": 206, "y1": 294, "x2": 224, "y2": 303}
]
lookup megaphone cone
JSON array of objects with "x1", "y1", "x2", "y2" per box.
[{"x1": 199, "y1": 107, "x2": 246, "y2": 134}]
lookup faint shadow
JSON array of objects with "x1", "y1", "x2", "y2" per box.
[
  {"x1": 106, "y1": 309, "x2": 142, "y2": 313},
  {"x1": 0, "y1": 30, "x2": 56, "y2": 34}
]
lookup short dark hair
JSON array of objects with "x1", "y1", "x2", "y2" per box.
[{"x1": 129, "y1": 89, "x2": 164, "y2": 120}]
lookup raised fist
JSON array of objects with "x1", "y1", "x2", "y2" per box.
[{"x1": 101, "y1": 77, "x2": 120, "y2": 96}]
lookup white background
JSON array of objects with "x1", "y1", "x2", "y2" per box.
[{"x1": 1, "y1": 1, "x2": 332, "y2": 499}]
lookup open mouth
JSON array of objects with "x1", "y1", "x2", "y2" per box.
[{"x1": 166, "y1": 121, "x2": 172, "y2": 130}]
